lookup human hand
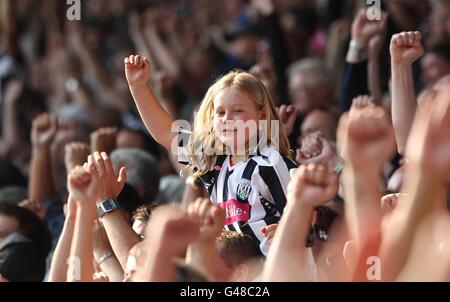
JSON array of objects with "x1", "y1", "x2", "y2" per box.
[
  {"x1": 31, "y1": 113, "x2": 58, "y2": 148},
  {"x1": 65, "y1": 142, "x2": 90, "y2": 172},
  {"x1": 287, "y1": 164, "x2": 339, "y2": 207},
  {"x1": 405, "y1": 86, "x2": 450, "y2": 181},
  {"x1": 338, "y1": 95, "x2": 395, "y2": 172},
  {"x1": 124, "y1": 55, "x2": 151, "y2": 88},
  {"x1": 296, "y1": 132, "x2": 337, "y2": 167},
  {"x1": 88, "y1": 152, "x2": 126, "y2": 203},
  {"x1": 260, "y1": 223, "x2": 278, "y2": 243},
  {"x1": 187, "y1": 198, "x2": 225, "y2": 245},
  {"x1": 90, "y1": 127, "x2": 117, "y2": 154},
  {"x1": 351, "y1": 9, "x2": 388, "y2": 48},
  {"x1": 67, "y1": 165, "x2": 99, "y2": 217},
  {"x1": 278, "y1": 105, "x2": 298, "y2": 137},
  {"x1": 390, "y1": 31, "x2": 424, "y2": 66}
]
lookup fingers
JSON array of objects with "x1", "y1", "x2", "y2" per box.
[
  {"x1": 124, "y1": 55, "x2": 149, "y2": 68},
  {"x1": 93, "y1": 152, "x2": 106, "y2": 177},
  {"x1": 392, "y1": 31, "x2": 422, "y2": 48},
  {"x1": 352, "y1": 95, "x2": 375, "y2": 109}
]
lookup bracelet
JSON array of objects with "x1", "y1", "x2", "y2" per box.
[{"x1": 97, "y1": 251, "x2": 113, "y2": 266}]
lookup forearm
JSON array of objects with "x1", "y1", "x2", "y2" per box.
[
  {"x1": 263, "y1": 203, "x2": 313, "y2": 281},
  {"x1": 67, "y1": 207, "x2": 95, "y2": 282},
  {"x1": 48, "y1": 200, "x2": 76, "y2": 282},
  {"x1": 2, "y1": 99, "x2": 22, "y2": 153},
  {"x1": 76, "y1": 43, "x2": 125, "y2": 112},
  {"x1": 379, "y1": 170, "x2": 440, "y2": 280},
  {"x1": 343, "y1": 169, "x2": 382, "y2": 246},
  {"x1": 139, "y1": 245, "x2": 176, "y2": 282},
  {"x1": 0, "y1": 0, "x2": 16, "y2": 54},
  {"x1": 368, "y1": 57, "x2": 381, "y2": 104},
  {"x1": 96, "y1": 255, "x2": 124, "y2": 282},
  {"x1": 100, "y1": 210, "x2": 142, "y2": 270},
  {"x1": 129, "y1": 84, "x2": 176, "y2": 150},
  {"x1": 29, "y1": 147, "x2": 56, "y2": 202},
  {"x1": 145, "y1": 30, "x2": 180, "y2": 79},
  {"x1": 391, "y1": 64, "x2": 416, "y2": 155},
  {"x1": 185, "y1": 242, "x2": 215, "y2": 280}
]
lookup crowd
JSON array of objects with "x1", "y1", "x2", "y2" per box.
[{"x1": 0, "y1": 0, "x2": 449, "y2": 282}]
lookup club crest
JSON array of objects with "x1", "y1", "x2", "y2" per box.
[{"x1": 236, "y1": 179, "x2": 252, "y2": 201}]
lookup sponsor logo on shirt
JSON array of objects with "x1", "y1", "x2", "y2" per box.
[{"x1": 220, "y1": 199, "x2": 250, "y2": 225}]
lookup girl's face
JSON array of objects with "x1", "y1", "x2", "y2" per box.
[{"x1": 213, "y1": 87, "x2": 265, "y2": 153}]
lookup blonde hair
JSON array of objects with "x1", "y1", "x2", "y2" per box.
[{"x1": 188, "y1": 70, "x2": 291, "y2": 181}]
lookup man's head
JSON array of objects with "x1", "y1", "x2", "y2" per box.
[
  {"x1": 110, "y1": 148, "x2": 161, "y2": 203},
  {"x1": 421, "y1": 42, "x2": 450, "y2": 87},
  {"x1": 0, "y1": 204, "x2": 50, "y2": 281},
  {"x1": 301, "y1": 109, "x2": 338, "y2": 141},
  {"x1": 214, "y1": 231, "x2": 263, "y2": 282},
  {"x1": 288, "y1": 58, "x2": 334, "y2": 115}
]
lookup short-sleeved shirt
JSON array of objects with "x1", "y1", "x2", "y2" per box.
[{"x1": 178, "y1": 130, "x2": 297, "y2": 255}]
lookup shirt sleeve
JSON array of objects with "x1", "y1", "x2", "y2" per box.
[{"x1": 177, "y1": 128, "x2": 192, "y2": 166}]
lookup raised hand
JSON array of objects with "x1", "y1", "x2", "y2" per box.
[
  {"x1": 31, "y1": 113, "x2": 58, "y2": 148},
  {"x1": 338, "y1": 95, "x2": 395, "y2": 171},
  {"x1": 67, "y1": 165, "x2": 99, "y2": 217},
  {"x1": 261, "y1": 223, "x2": 278, "y2": 243},
  {"x1": 89, "y1": 152, "x2": 127, "y2": 203},
  {"x1": 90, "y1": 127, "x2": 117, "y2": 154},
  {"x1": 145, "y1": 205, "x2": 202, "y2": 257},
  {"x1": 124, "y1": 55, "x2": 151, "y2": 88},
  {"x1": 65, "y1": 142, "x2": 90, "y2": 172},
  {"x1": 187, "y1": 198, "x2": 225, "y2": 244},
  {"x1": 390, "y1": 31, "x2": 424, "y2": 65},
  {"x1": 278, "y1": 105, "x2": 298, "y2": 137},
  {"x1": 405, "y1": 86, "x2": 450, "y2": 182},
  {"x1": 351, "y1": 9, "x2": 388, "y2": 48},
  {"x1": 287, "y1": 164, "x2": 339, "y2": 207},
  {"x1": 296, "y1": 132, "x2": 337, "y2": 166}
]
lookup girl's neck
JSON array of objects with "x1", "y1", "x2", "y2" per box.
[{"x1": 230, "y1": 155, "x2": 246, "y2": 165}]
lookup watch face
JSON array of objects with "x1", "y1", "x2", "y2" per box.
[{"x1": 103, "y1": 200, "x2": 116, "y2": 211}]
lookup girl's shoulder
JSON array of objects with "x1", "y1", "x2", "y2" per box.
[{"x1": 251, "y1": 146, "x2": 297, "y2": 170}]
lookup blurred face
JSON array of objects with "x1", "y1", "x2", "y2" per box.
[
  {"x1": 117, "y1": 130, "x2": 145, "y2": 150},
  {"x1": 289, "y1": 72, "x2": 316, "y2": 115},
  {"x1": 0, "y1": 214, "x2": 18, "y2": 241},
  {"x1": 213, "y1": 87, "x2": 265, "y2": 153},
  {"x1": 301, "y1": 110, "x2": 337, "y2": 141},
  {"x1": 421, "y1": 53, "x2": 450, "y2": 87}
]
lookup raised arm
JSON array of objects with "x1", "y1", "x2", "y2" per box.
[
  {"x1": 379, "y1": 86, "x2": 450, "y2": 281},
  {"x1": 341, "y1": 9, "x2": 386, "y2": 112},
  {"x1": 367, "y1": 17, "x2": 387, "y2": 104},
  {"x1": 66, "y1": 24, "x2": 126, "y2": 112},
  {"x1": 390, "y1": 31, "x2": 424, "y2": 155},
  {"x1": 124, "y1": 55, "x2": 177, "y2": 151},
  {"x1": 263, "y1": 164, "x2": 339, "y2": 281},
  {"x1": 90, "y1": 152, "x2": 141, "y2": 270},
  {"x1": 337, "y1": 96, "x2": 396, "y2": 280},
  {"x1": 185, "y1": 198, "x2": 225, "y2": 280},
  {"x1": 28, "y1": 113, "x2": 58, "y2": 202},
  {"x1": 0, "y1": 80, "x2": 25, "y2": 158},
  {"x1": 47, "y1": 195, "x2": 77, "y2": 282},
  {"x1": 66, "y1": 165, "x2": 100, "y2": 282}
]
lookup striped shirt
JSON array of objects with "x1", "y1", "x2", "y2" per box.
[{"x1": 178, "y1": 130, "x2": 297, "y2": 255}]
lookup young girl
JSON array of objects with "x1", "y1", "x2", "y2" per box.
[{"x1": 124, "y1": 55, "x2": 297, "y2": 255}]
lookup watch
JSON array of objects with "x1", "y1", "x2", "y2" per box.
[{"x1": 97, "y1": 199, "x2": 118, "y2": 218}]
